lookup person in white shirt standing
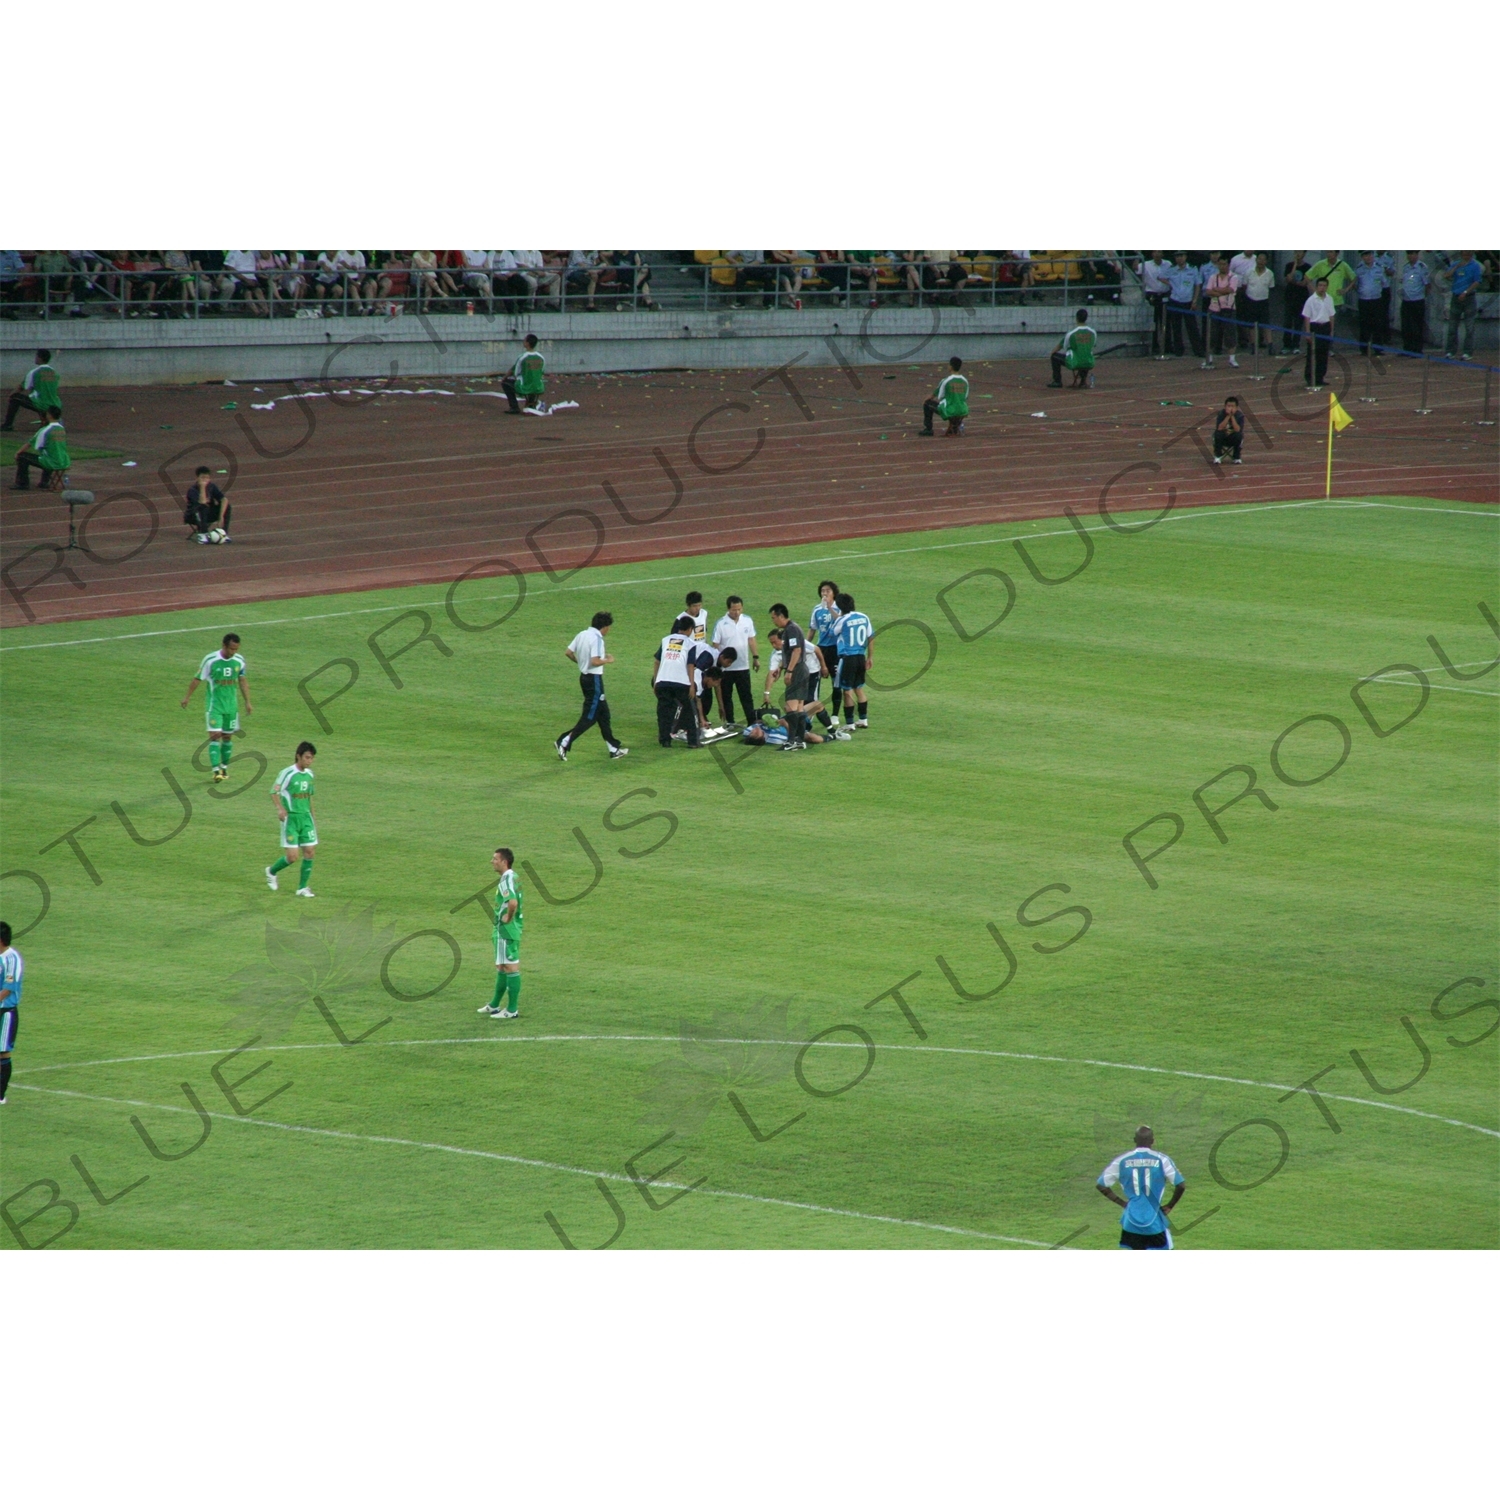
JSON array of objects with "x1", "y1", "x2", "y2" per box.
[
  {"x1": 1301, "y1": 278, "x2": 1337, "y2": 391},
  {"x1": 652, "y1": 615, "x2": 704, "y2": 748},
  {"x1": 556, "y1": 611, "x2": 628, "y2": 761},
  {"x1": 712, "y1": 594, "x2": 759, "y2": 727},
  {"x1": 1242, "y1": 254, "x2": 1276, "y2": 357},
  {"x1": 1229, "y1": 252, "x2": 1257, "y2": 350},
  {"x1": 1136, "y1": 253, "x2": 1173, "y2": 357}
]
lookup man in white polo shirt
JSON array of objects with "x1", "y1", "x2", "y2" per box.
[
  {"x1": 1301, "y1": 277, "x2": 1337, "y2": 391},
  {"x1": 556, "y1": 611, "x2": 628, "y2": 761},
  {"x1": 712, "y1": 594, "x2": 759, "y2": 728},
  {"x1": 1136, "y1": 253, "x2": 1173, "y2": 356}
]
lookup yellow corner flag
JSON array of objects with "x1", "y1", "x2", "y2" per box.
[{"x1": 1326, "y1": 392, "x2": 1354, "y2": 496}]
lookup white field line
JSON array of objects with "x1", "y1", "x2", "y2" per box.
[
  {"x1": 25, "y1": 1031, "x2": 1500, "y2": 1140},
  {"x1": 1369, "y1": 666, "x2": 1499, "y2": 698},
  {"x1": 0, "y1": 496, "x2": 1343, "y2": 653},
  {"x1": 10, "y1": 1080, "x2": 1049, "y2": 1249}
]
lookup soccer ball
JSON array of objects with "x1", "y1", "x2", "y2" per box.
[{"x1": 207, "y1": 528, "x2": 227, "y2": 544}]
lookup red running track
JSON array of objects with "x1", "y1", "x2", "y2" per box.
[{"x1": 2, "y1": 355, "x2": 1494, "y2": 627}]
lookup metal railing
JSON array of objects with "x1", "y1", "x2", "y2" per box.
[
  {"x1": 0, "y1": 258, "x2": 659, "y2": 321},
  {"x1": 674, "y1": 254, "x2": 1133, "y2": 311}
]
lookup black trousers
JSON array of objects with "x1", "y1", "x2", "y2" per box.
[
  {"x1": 1282, "y1": 298, "x2": 1308, "y2": 351},
  {"x1": 655, "y1": 681, "x2": 697, "y2": 746},
  {"x1": 922, "y1": 397, "x2": 940, "y2": 431},
  {"x1": 1304, "y1": 323, "x2": 1332, "y2": 386},
  {"x1": 13, "y1": 451, "x2": 55, "y2": 488},
  {"x1": 720, "y1": 668, "x2": 754, "y2": 724},
  {"x1": 2, "y1": 391, "x2": 42, "y2": 429},
  {"x1": 1357, "y1": 298, "x2": 1385, "y2": 355},
  {"x1": 501, "y1": 376, "x2": 539, "y2": 413},
  {"x1": 1213, "y1": 429, "x2": 1243, "y2": 460},
  {"x1": 1166, "y1": 302, "x2": 1203, "y2": 356},
  {"x1": 1399, "y1": 299, "x2": 1426, "y2": 354},
  {"x1": 1145, "y1": 291, "x2": 1167, "y2": 353},
  {"x1": 562, "y1": 674, "x2": 620, "y2": 750}
]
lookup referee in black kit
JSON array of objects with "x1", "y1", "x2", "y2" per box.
[{"x1": 768, "y1": 604, "x2": 810, "y2": 750}]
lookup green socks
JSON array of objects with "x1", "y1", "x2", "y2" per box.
[
  {"x1": 208, "y1": 740, "x2": 221, "y2": 768},
  {"x1": 298, "y1": 859, "x2": 313, "y2": 891},
  {"x1": 506, "y1": 973, "x2": 521, "y2": 1014},
  {"x1": 221, "y1": 738, "x2": 233, "y2": 767},
  {"x1": 269, "y1": 856, "x2": 292, "y2": 875},
  {"x1": 491, "y1": 972, "x2": 507, "y2": 1010}
]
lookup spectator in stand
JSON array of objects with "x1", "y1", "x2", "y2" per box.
[
  {"x1": 1396, "y1": 251, "x2": 1431, "y2": 356},
  {"x1": 221, "y1": 251, "x2": 268, "y2": 315},
  {"x1": 1353, "y1": 251, "x2": 1389, "y2": 356},
  {"x1": 727, "y1": 251, "x2": 774, "y2": 306},
  {"x1": 313, "y1": 252, "x2": 343, "y2": 311},
  {"x1": 0, "y1": 249, "x2": 24, "y2": 316},
  {"x1": 1201, "y1": 255, "x2": 1242, "y2": 370},
  {"x1": 488, "y1": 251, "x2": 529, "y2": 312},
  {"x1": 769, "y1": 251, "x2": 808, "y2": 307},
  {"x1": 601, "y1": 251, "x2": 655, "y2": 310},
  {"x1": 257, "y1": 252, "x2": 288, "y2": 313},
  {"x1": 1006, "y1": 251, "x2": 1034, "y2": 301},
  {"x1": 411, "y1": 250, "x2": 454, "y2": 309},
  {"x1": 919, "y1": 252, "x2": 965, "y2": 301},
  {"x1": 460, "y1": 251, "x2": 494, "y2": 304},
  {"x1": 842, "y1": 251, "x2": 883, "y2": 308},
  {"x1": 1163, "y1": 252, "x2": 1204, "y2": 358},
  {"x1": 565, "y1": 250, "x2": 605, "y2": 310},
  {"x1": 1443, "y1": 251, "x2": 1485, "y2": 360},
  {"x1": 33, "y1": 250, "x2": 72, "y2": 315},
  {"x1": 280, "y1": 251, "x2": 310, "y2": 309},
  {"x1": 333, "y1": 250, "x2": 369, "y2": 312},
  {"x1": 375, "y1": 253, "x2": 410, "y2": 311},
  {"x1": 1229, "y1": 252, "x2": 1256, "y2": 348},
  {"x1": 1242, "y1": 253, "x2": 1276, "y2": 356},
  {"x1": 1281, "y1": 252, "x2": 1311, "y2": 353},
  {"x1": 1302, "y1": 277, "x2": 1336, "y2": 391},
  {"x1": 513, "y1": 251, "x2": 560, "y2": 309},
  {"x1": 1137, "y1": 253, "x2": 1172, "y2": 356},
  {"x1": 160, "y1": 249, "x2": 198, "y2": 314}
]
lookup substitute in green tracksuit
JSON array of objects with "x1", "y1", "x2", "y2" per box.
[
  {"x1": 3, "y1": 349, "x2": 61, "y2": 431},
  {"x1": 921, "y1": 356, "x2": 970, "y2": 435},
  {"x1": 13, "y1": 408, "x2": 69, "y2": 490},
  {"x1": 502, "y1": 333, "x2": 545, "y2": 413}
]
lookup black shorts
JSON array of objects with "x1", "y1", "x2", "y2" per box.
[
  {"x1": 1246, "y1": 299, "x2": 1270, "y2": 323},
  {"x1": 837, "y1": 654, "x2": 867, "y2": 692},
  {"x1": 1119, "y1": 1228, "x2": 1170, "y2": 1250},
  {"x1": 784, "y1": 667, "x2": 811, "y2": 703}
]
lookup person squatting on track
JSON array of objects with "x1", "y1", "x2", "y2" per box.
[
  {"x1": 1212, "y1": 397, "x2": 1244, "y2": 464},
  {"x1": 3, "y1": 348, "x2": 61, "y2": 431},
  {"x1": 921, "y1": 356, "x2": 970, "y2": 436},
  {"x1": 1050, "y1": 309, "x2": 1097, "y2": 388},
  {"x1": 12, "y1": 407, "x2": 68, "y2": 490},
  {"x1": 183, "y1": 465, "x2": 233, "y2": 543},
  {"x1": 556, "y1": 611, "x2": 628, "y2": 761},
  {"x1": 503, "y1": 333, "x2": 545, "y2": 412}
]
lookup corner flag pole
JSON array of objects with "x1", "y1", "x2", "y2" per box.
[{"x1": 1325, "y1": 391, "x2": 1335, "y2": 498}]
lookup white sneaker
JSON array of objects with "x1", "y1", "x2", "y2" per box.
[
  {"x1": 671, "y1": 730, "x2": 687, "y2": 741},
  {"x1": 832, "y1": 728, "x2": 852, "y2": 741},
  {"x1": 493, "y1": 1009, "x2": 519, "y2": 1020},
  {"x1": 294, "y1": 887, "x2": 316, "y2": 898},
  {"x1": 1213, "y1": 456, "x2": 1222, "y2": 464},
  {"x1": 609, "y1": 745, "x2": 629, "y2": 758},
  {"x1": 196, "y1": 534, "x2": 209, "y2": 544},
  {"x1": 1229, "y1": 355, "x2": 1239, "y2": 368},
  {"x1": 857, "y1": 719, "x2": 869, "y2": 729},
  {"x1": 264, "y1": 866, "x2": 279, "y2": 890},
  {"x1": 478, "y1": 1004, "x2": 501, "y2": 1016},
  {"x1": 555, "y1": 737, "x2": 568, "y2": 761}
]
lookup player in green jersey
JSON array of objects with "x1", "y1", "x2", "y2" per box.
[
  {"x1": 478, "y1": 846, "x2": 524, "y2": 1019},
  {"x1": 266, "y1": 742, "x2": 318, "y2": 897},
  {"x1": 502, "y1": 333, "x2": 545, "y2": 414},
  {"x1": 182, "y1": 633, "x2": 252, "y2": 781},
  {"x1": 3, "y1": 348, "x2": 61, "y2": 430}
]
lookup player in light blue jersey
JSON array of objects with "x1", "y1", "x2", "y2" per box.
[
  {"x1": 1097, "y1": 1125, "x2": 1185, "y2": 1248},
  {"x1": 809, "y1": 579, "x2": 842, "y2": 720},
  {"x1": 0, "y1": 921, "x2": 23, "y2": 1104},
  {"x1": 832, "y1": 591, "x2": 873, "y2": 730}
]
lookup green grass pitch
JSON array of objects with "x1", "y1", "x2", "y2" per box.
[{"x1": 2, "y1": 495, "x2": 1496, "y2": 1249}]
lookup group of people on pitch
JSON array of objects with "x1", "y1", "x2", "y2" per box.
[{"x1": 553, "y1": 582, "x2": 875, "y2": 759}]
